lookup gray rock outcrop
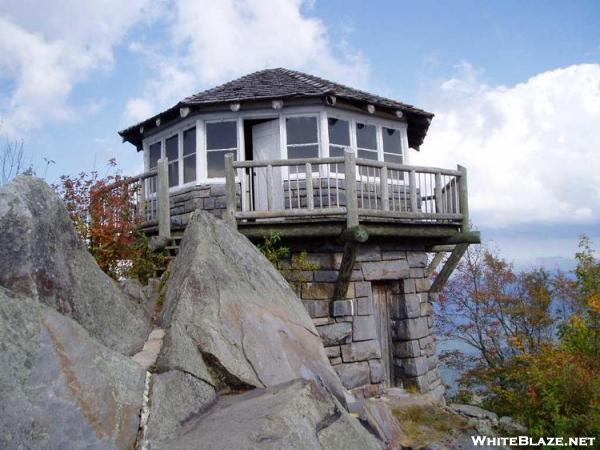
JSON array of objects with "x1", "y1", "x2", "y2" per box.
[
  {"x1": 158, "y1": 210, "x2": 346, "y2": 400},
  {"x1": 158, "y1": 379, "x2": 381, "y2": 450},
  {"x1": 0, "y1": 286, "x2": 146, "y2": 449},
  {"x1": 0, "y1": 180, "x2": 383, "y2": 449},
  {"x1": 0, "y1": 176, "x2": 151, "y2": 355}
]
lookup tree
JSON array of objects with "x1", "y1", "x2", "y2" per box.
[
  {"x1": 1, "y1": 136, "x2": 28, "y2": 185},
  {"x1": 436, "y1": 246, "x2": 560, "y2": 369},
  {"x1": 55, "y1": 159, "x2": 164, "y2": 283},
  {"x1": 437, "y1": 238, "x2": 600, "y2": 437}
]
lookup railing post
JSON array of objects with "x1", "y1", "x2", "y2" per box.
[
  {"x1": 434, "y1": 172, "x2": 443, "y2": 213},
  {"x1": 344, "y1": 150, "x2": 359, "y2": 228},
  {"x1": 266, "y1": 165, "x2": 274, "y2": 211},
  {"x1": 137, "y1": 178, "x2": 146, "y2": 221},
  {"x1": 409, "y1": 169, "x2": 418, "y2": 213},
  {"x1": 225, "y1": 154, "x2": 237, "y2": 229},
  {"x1": 157, "y1": 158, "x2": 171, "y2": 239},
  {"x1": 380, "y1": 166, "x2": 389, "y2": 211},
  {"x1": 305, "y1": 163, "x2": 314, "y2": 210},
  {"x1": 457, "y1": 165, "x2": 469, "y2": 231}
]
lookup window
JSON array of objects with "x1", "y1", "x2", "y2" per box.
[
  {"x1": 148, "y1": 141, "x2": 161, "y2": 193},
  {"x1": 165, "y1": 134, "x2": 179, "y2": 187},
  {"x1": 149, "y1": 142, "x2": 161, "y2": 169},
  {"x1": 356, "y1": 122, "x2": 377, "y2": 160},
  {"x1": 183, "y1": 127, "x2": 196, "y2": 183},
  {"x1": 286, "y1": 116, "x2": 319, "y2": 159},
  {"x1": 382, "y1": 127, "x2": 403, "y2": 165},
  {"x1": 206, "y1": 121, "x2": 237, "y2": 178},
  {"x1": 328, "y1": 118, "x2": 350, "y2": 157}
]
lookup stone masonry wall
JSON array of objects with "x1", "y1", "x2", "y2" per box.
[
  {"x1": 166, "y1": 183, "x2": 241, "y2": 229},
  {"x1": 280, "y1": 241, "x2": 443, "y2": 399}
]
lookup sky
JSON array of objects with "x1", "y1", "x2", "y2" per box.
[{"x1": 1, "y1": 0, "x2": 599, "y2": 267}]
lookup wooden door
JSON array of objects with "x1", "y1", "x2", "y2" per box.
[
  {"x1": 372, "y1": 283, "x2": 394, "y2": 387},
  {"x1": 252, "y1": 119, "x2": 282, "y2": 211}
]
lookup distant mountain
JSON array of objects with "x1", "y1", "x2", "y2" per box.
[{"x1": 514, "y1": 255, "x2": 577, "y2": 273}]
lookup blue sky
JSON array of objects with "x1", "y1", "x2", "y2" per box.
[{"x1": 1, "y1": 0, "x2": 599, "y2": 266}]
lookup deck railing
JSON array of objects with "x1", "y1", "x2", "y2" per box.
[
  {"x1": 100, "y1": 152, "x2": 468, "y2": 239},
  {"x1": 225, "y1": 150, "x2": 468, "y2": 230},
  {"x1": 98, "y1": 159, "x2": 170, "y2": 237}
]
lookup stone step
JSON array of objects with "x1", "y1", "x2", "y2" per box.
[{"x1": 132, "y1": 328, "x2": 165, "y2": 370}]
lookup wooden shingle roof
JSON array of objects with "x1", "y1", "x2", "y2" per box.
[{"x1": 120, "y1": 68, "x2": 433, "y2": 150}]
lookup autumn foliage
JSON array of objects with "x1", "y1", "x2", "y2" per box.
[
  {"x1": 55, "y1": 159, "x2": 163, "y2": 282},
  {"x1": 438, "y1": 237, "x2": 600, "y2": 438}
]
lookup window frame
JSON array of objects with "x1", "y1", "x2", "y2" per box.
[
  {"x1": 283, "y1": 113, "x2": 321, "y2": 161},
  {"x1": 381, "y1": 125, "x2": 404, "y2": 165},
  {"x1": 182, "y1": 126, "x2": 197, "y2": 185},
  {"x1": 281, "y1": 112, "x2": 321, "y2": 180},
  {"x1": 144, "y1": 115, "x2": 200, "y2": 190},
  {"x1": 204, "y1": 119, "x2": 240, "y2": 182}
]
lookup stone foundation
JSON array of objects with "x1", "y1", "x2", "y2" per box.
[
  {"x1": 280, "y1": 241, "x2": 443, "y2": 397},
  {"x1": 153, "y1": 184, "x2": 443, "y2": 397}
]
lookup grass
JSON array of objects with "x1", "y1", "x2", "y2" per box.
[{"x1": 391, "y1": 404, "x2": 472, "y2": 448}]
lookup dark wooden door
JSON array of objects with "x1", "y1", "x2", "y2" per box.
[{"x1": 372, "y1": 283, "x2": 394, "y2": 387}]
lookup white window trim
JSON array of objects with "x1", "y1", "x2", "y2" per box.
[
  {"x1": 203, "y1": 118, "x2": 240, "y2": 183},
  {"x1": 381, "y1": 125, "x2": 405, "y2": 165},
  {"x1": 354, "y1": 120, "x2": 379, "y2": 161},
  {"x1": 282, "y1": 112, "x2": 321, "y2": 179},
  {"x1": 141, "y1": 105, "x2": 409, "y2": 188},
  {"x1": 282, "y1": 112, "x2": 321, "y2": 159},
  {"x1": 181, "y1": 125, "x2": 198, "y2": 186}
]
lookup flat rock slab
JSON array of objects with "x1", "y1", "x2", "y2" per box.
[
  {"x1": 0, "y1": 177, "x2": 150, "y2": 355},
  {"x1": 0, "y1": 287, "x2": 146, "y2": 449},
  {"x1": 132, "y1": 328, "x2": 165, "y2": 370},
  {"x1": 156, "y1": 379, "x2": 382, "y2": 450},
  {"x1": 159, "y1": 211, "x2": 345, "y2": 401}
]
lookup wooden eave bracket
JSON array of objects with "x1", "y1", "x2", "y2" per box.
[
  {"x1": 333, "y1": 226, "x2": 368, "y2": 300},
  {"x1": 429, "y1": 243, "x2": 469, "y2": 292}
]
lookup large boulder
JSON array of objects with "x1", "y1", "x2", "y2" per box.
[
  {"x1": 0, "y1": 286, "x2": 146, "y2": 449},
  {"x1": 157, "y1": 379, "x2": 382, "y2": 450},
  {"x1": 159, "y1": 211, "x2": 346, "y2": 400},
  {"x1": 0, "y1": 176, "x2": 151, "y2": 355}
]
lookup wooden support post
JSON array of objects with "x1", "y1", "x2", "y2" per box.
[
  {"x1": 435, "y1": 172, "x2": 443, "y2": 213},
  {"x1": 381, "y1": 166, "x2": 389, "y2": 211},
  {"x1": 334, "y1": 224, "x2": 368, "y2": 300},
  {"x1": 409, "y1": 169, "x2": 418, "y2": 212},
  {"x1": 334, "y1": 241, "x2": 359, "y2": 300},
  {"x1": 157, "y1": 158, "x2": 171, "y2": 239},
  {"x1": 225, "y1": 154, "x2": 237, "y2": 229},
  {"x1": 344, "y1": 150, "x2": 359, "y2": 228},
  {"x1": 430, "y1": 243, "x2": 468, "y2": 292},
  {"x1": 306, "y1": 163, "x2": 314, "y2": 210},
  {"x1": 458, "y1": 165, "x2": 469, "y2": 232},
  {"x1": 425, "y1": 251, "x2": 447, "y2": 278},
  {"x1": 137, "y1": 179, "x2": 146, "y2": 221},
  {"x1": 266, "y1": 164, "x2": 274, "y2": 211}
]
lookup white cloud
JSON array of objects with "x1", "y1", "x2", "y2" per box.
[
  {"x1": 412, "y1": 63, "x2": 600, "y2": 228},
  {"x1": 0, "y1": 0, "x2": 153, "y2": 135},
  {"x1": 123, "y1": 0, "x2": 370, "y2": 123}
]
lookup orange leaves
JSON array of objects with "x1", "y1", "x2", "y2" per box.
[
  {"x1": 589, "y1": 293, "x2": 600, "y2": 314},
  {"x1": 55, "y1": 161, "x2": 161, "y2": 282}
]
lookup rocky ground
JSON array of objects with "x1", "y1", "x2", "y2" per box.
[{"x1": 0, "y1": 176, "x2": 521, "y2": 449}]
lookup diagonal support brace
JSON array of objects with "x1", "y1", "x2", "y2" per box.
[
  {"x1": 333, "y1": 226, "x2": 368, "y2": 300},
  {"x1": 430, "y1": 243, "x2": 469, "y2": 292}
]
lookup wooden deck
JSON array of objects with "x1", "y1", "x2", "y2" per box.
[
  {"x1": 109, "y1": 150, "x2": 477, "y2": 247},
  {"x1": 223, "y1": 151, "x2": 470, "y2": 236}
]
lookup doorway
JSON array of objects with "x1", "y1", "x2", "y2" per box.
[
  {"x1": 243, "y1": 118, "x2": 282, "y2": 211},
  {"x1": 372, "y1": 282, "x2": 394, "y2": 387}
]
